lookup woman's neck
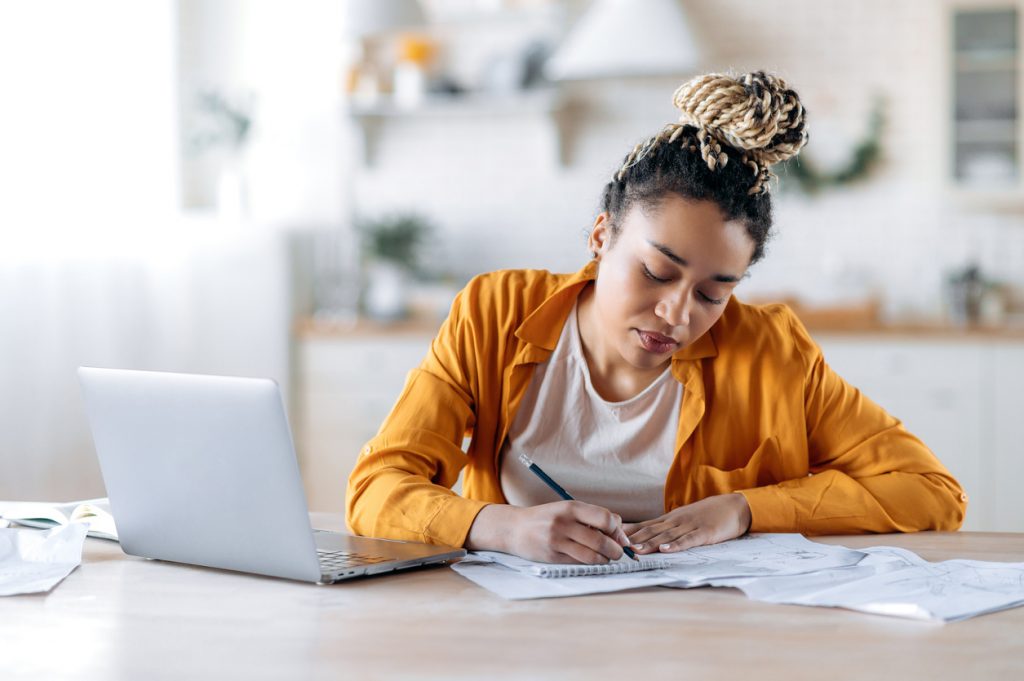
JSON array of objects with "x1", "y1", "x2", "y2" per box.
[{"x1": 575, "y1": 283, "x2": 671, "y2": 402}]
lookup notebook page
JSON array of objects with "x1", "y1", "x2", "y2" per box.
[{"x1": 451, "y1": 553, "x2": 681, "y2": 600}]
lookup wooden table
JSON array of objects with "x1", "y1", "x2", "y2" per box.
[{"x1": 4, "y1": 518, "x2": 1022, "y2": 680}]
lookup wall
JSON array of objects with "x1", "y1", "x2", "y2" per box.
[
  {"x1": 178, "y1": 0, "x2": 349, "y2": 225},
  {"x1": 349, "y1": 0, "x2": 1024, "y2": 320}
]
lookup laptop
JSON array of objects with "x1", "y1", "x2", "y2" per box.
[{"x1": 77, "y1": 367, "x2": 465, "y2": 583}]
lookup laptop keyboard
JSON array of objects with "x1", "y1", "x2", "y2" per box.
[{"x1": 317, "y1": 549, "x2": 391, "y2": 570}]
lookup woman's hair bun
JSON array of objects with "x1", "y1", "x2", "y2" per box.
[{"x1": 672, "y1": 71, "x2": 808, "y2": 167}]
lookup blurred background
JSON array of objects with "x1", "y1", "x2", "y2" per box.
[{"x1": 1, "y1": 0, "x2": 1022, "y2": 530}]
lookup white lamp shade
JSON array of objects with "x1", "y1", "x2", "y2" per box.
[
  {"x1": 545, "y1": 0, "x2": 700, "y2": 80},
  {"x1": 342, "y1": 0, "x2": 425, "y2": 38}
]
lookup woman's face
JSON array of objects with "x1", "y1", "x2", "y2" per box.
[{"x1": 586, "y1": 194, "x2": 755, "y2": 373}]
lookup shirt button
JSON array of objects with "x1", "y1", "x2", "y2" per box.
[
  {"x1": 960, "y1": 493, "x2": 969, "y2": 502},
  {"x1": 362, "y1": 446, "x2": 373, "y2": 456}
]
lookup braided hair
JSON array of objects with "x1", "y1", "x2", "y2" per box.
[{"x1": 601, "y1": 71, "x2": 808, "y2": 265}]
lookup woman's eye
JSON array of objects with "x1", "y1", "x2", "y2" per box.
[
  {"x1": 642, "y1": 263, "x2": 727, "y2": 304},
  {"x1": 642, "y1": 264, "x2": 670, "y2": 283},
  {"x1": 698, "y1": 291, "x2": 726, "y2": 306}
]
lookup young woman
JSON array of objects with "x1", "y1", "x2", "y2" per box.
[{"x1": 346, "y1": 72, "x2": 966, "y2": 565}]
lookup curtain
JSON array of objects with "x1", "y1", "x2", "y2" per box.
[{"x1": 0, "y1": 1, "x2": 292, "y2": 500}]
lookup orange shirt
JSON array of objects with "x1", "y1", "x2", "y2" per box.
[{"x1": 346, "y1": 262, "x2": 966, "y2": 548}]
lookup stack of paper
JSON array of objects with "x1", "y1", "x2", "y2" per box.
[
  {"x1": 451, "y1": 533, "x2": 1024, "y2": 622},
  {"x1": 454, "y1": 535, "x2": 863, "y2": 600}
]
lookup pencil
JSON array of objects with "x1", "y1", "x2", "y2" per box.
[{"x1": 518, "y1": 453, "x2": 639, "y2": 561}]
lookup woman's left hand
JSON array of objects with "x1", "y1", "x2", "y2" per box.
[{"x1": 623, "y1": 493, "x2": 752, "y2": 554}]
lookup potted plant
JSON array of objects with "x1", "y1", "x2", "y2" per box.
[
  {"x1": 358, "y1": 213, "x2": 432, "y2": 320},
  {"x1": 188, "y1": 89, "x2": 255, "y2": 217}
]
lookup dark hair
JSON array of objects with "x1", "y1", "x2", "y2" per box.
[
  {"x1": 599, "y1": 72, "x2": 808, "y2": 266},
  {"x1": 601, "y1": 126, "x2": 775, "y2": 264}
]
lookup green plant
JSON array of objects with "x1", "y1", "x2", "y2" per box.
[
  {"x1": 358, "y1": 213, "x2": 433, "y2": 272},
  {"x1": 188, "y1": 89, "x2": 255, "y2": 156},
  {"x1": 776, "y1": 96, "x2": 886, "y2": 194}
]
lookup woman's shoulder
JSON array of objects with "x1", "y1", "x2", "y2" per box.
[
  {"x1": 442, "y1": 268, "x2": 582, "y2": 358},
  {"x1": 463, "y1": 267, "x2": 572, "y2": 295},
  {"x1": 456, "y1": 267, "x2": 580, "y2": 316},
  {"x1": 714, "y1": 296, "x2": 818, "y2": 359}
]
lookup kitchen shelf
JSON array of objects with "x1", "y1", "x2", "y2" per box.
[{"x1": 345, "y1": 88, "x2": 574, "y2": 166}]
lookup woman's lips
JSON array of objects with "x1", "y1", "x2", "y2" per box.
[{"x1": 636, "y1": 329, "x2": 679, "y2": 354}]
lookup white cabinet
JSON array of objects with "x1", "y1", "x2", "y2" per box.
[
  {"x1": 818, "y1": 335, "x2": 1024, "y2": 532},
  {"x1": 946, "y1": 1, "x2": 1024, "y2": 206},
  {"x1": 951, "y1": 6, "x2": 1020, "y2": 188},
  {"x1": 991, "y1": 344, "x2": 1024, "y2": 531},
  {"x1": 293, "y1": 332, "x2": 434, "y2": 512}
]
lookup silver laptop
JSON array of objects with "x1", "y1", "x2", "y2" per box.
[{"x1": 77, "y1": 367, "x2": 465, "y2": 583}]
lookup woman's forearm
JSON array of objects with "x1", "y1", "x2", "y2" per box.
[{"x1": 465, "y1": 503, "x2": 517, "y2": 553}]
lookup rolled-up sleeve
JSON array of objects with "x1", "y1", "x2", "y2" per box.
[
  {"x1": 345, "y1": 282, "x2": 491, "y2": 548},
  {"x1": 739, "y1": 312, "x2": 967, "y2": 534}
]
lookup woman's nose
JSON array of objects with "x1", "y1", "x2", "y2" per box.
[{"x1": 656, "y1": 287, "x2": 692, "y2": 327}]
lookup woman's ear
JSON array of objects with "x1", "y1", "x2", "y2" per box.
[{"x1": 589, "y1": 213, "x2": 612, "y2": 259}]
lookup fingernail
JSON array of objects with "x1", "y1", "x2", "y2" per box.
[
  {"x1": 659, "y1": 543, "x2": 672, "y2": 551},
  {"x1": 632, "y1": 544, "x2": 644, "y2": 550}
]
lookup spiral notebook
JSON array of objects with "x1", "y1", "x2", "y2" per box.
[{"x1": 529, "y1": 557, "x2": 675, "y2": 578}]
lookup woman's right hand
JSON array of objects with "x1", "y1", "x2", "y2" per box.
[{"x1": 466, "y1": 501, "x2": 631, "y2": 564}]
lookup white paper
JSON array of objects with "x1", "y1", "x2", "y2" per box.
[
  {"x1": 452, "y1": 534, "x2": 865, "y2": 600},
  {"x1": 700, "y1": 546, "x2": 925, "y2": 601},
  {"x1": 655, "y1": 533, "x2": 867, "y2": 585},
  {"x1": 450, "y1": 553, "x2": 680, "y2": 600},
  {"x1": 780, "y1": 552, "x2": 1024, "y2": 622},
  {"x1": 662, "y1": 543, "x2": 1024, "y2": 622},
  {"x1": 0, "y1": 523, "x2": 88, "y2": 596},
  {"x1": 0, "y1": 498, "x2": 118, "y2": 541},
  {"x1": 453, "y1": 534, "x2": 1024, "y2": 622}
]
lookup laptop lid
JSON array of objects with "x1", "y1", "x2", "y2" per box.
[{"x1": 78, "y1": 367, "x2": 326, "y2": 582}]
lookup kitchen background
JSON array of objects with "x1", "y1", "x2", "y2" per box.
[{"x1": 2, "y1": 0, "x2": 1022, "y2": 531}]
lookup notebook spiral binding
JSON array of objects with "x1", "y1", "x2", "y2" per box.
[{"x1": 531, "y1": 558, "x2": 674, "y2": 578}]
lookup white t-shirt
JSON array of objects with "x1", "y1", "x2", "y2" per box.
[{"x1": 498, "y1": 300, "x2": 683, "y2": 522}]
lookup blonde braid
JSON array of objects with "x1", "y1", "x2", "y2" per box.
[{"x1": 615, "y1": 124, "x2": 681, "y2": 182}]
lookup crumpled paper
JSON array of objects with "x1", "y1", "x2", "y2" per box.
[{"x1": 0, "y1": 523, "x2": 88, "y2": 596}]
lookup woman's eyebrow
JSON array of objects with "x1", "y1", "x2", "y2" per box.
[{"x1": 645, "y1": 239, "x2": 744, "y2": 283}]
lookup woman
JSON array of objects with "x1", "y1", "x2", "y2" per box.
[{"x1": 346, "y1": 72, "x2": 966, "y2": 565}]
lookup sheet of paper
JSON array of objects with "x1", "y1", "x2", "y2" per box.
[
  {"x1": 789, "y1": 554, "x2": 1024, "y2": 622},
  {"x1": 0, "y1": 523, "x2": 88, "y2": 596},
  {"x1": 696, "y1": 546, "x2": 925, "y2": 601},
  {"x1": 662, "y1": 544, "x2": 1024, "y2": 622},
  {"x1": 654, "y1": 533, "x2": 867, "y2": 585}
]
